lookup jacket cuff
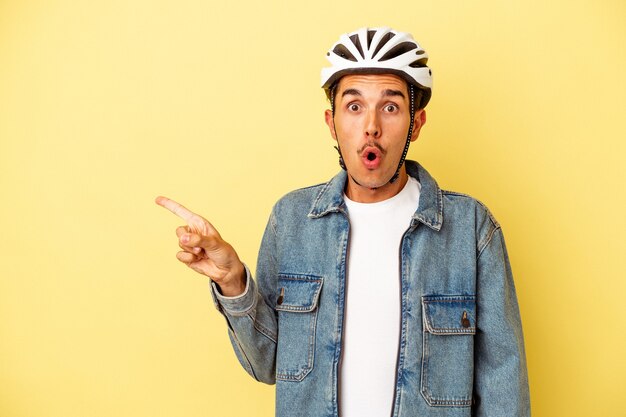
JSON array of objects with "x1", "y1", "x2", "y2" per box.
[{"x1": 209, "y1": 264, "x2": 257, "y2": 315}]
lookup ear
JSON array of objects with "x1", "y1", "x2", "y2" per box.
[
  {"x1": 410, "y1": 109, "x2": 427, "y2": 142},
  {"x1": 325, "y1": 109, "x2": 337, "y2": 141}
]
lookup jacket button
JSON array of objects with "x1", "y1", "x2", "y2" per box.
[
  {"x1": 461, "y1": 311, "x2": 471, "y2": 328},
  {"x1": 277, "y1": 287, "x2": 285, "y2": 305}
]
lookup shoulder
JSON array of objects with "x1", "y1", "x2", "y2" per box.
[
  {"x1": 268, "y1": 182, "x2": 329, "y2": 223},
  {"x1": 440, "y1": 189, "x2": 502, "y2": 254},
  {"x1": 274, "y1": 182, "x2": 327, "y2": 209},
  {"x1": 440, "y1": 190, "x2": 500, "y2": 229}
]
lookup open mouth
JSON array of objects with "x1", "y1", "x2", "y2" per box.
[{"x1": 361, "y1": 146, "x2": 383, "y2": 169}]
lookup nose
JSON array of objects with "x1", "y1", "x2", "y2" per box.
[{"x1": 365, "y1": 110, "x2": 381, "y2": 139}]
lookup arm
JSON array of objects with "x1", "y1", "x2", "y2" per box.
[
  {"x1": 210, "y1": 214, "x2": 279, "y2": 384},
  {"x1": 155, "y1": 196, "x2": 278, "y2": 384},
  {"x1": 473, "y1": 227, "x2": 531, "y2": 416}
]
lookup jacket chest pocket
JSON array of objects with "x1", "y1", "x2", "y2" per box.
[
  {"x1": 275, "y1": 274, "x2": 323, "y2": 382},
  {"x1": 421, "y1": 295, "x2": 476, "y2": 407}
]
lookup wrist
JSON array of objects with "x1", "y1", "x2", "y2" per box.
[{"x1": 216, "y1": 263, "x2": 246, "y2": 297}]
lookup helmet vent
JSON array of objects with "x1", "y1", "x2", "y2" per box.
[
  {"x1": 348, "y1": 34, "x2": 365, "y2": 59},
  {"x1": 371, "y1": 32, "x2": 396, "y2": 58},
  {"x1": 409, "y1": 57, "x2": 429, "y2": 68},
  {"x1": 367, "y1": 30, "x2": 376, "y2": 48},
  {"x1": 332, "y1": 44, "x2": 358, "y2": 62},
  {"x1": 379, "y1": 42, "x2": 418, "y2": 61}
]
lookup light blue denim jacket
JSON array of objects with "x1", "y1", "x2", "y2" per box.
[{"x1": 211, "y1": 160, "x2": 530, "y2": 417}]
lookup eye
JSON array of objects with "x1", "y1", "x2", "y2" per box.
[
  {"x1": 384, "y1": 104, "x2": 399, "y2": 113},
  {"x1": 348, "y1": 103, "x2": 360, "y2": 112}
]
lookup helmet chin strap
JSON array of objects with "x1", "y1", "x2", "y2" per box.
[{"x1": 331, "y1": 85, "x2": 415, "y2": 191}]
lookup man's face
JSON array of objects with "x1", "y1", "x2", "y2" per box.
[{"x1": 325, "y1": 74, "x2": 426, "y2": 202}]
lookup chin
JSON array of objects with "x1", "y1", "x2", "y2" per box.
[{"x1": 351, "y1": 172, "x2": 393, "y2": 190}]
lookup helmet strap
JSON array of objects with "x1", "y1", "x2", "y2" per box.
[
  {"x1": 334, "y1": 145, "x2": 347, "y2": 170},
  {"x1": 330, "y1": 86, "x2": 348, "y2": 172},
  {"x1": 388, "y1": 85, "x2": 415, "y2": 184}
]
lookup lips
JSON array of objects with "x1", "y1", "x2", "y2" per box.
[{"x1": 361, "y1": 146, "x2": 383, "y2": 169}]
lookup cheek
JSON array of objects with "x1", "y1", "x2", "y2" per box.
[
  {"x1": 387, "y1": 117, "x2": 411, "y2": 136},
  {"x1": 337, "y1": 114, "x2": 364, "y2": 134}
]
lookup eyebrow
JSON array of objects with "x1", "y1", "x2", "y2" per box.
[
  {"x1": 341, "y1": 88, "x2": 362, "y2": 98},
  {"x1": 382, "y1": 89, "x2": 405, "y2": 98},
  {"x1": 341, "y1": 88, "x2": 406, "y2": 99}
]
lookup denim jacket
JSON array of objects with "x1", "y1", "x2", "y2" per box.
[{"x1": 211, "y1": 160, "x2": 530, "y2": 417}]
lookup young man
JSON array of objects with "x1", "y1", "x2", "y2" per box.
[{"x1": 157, "y1": 27, "x2": 530, "y2": 417}]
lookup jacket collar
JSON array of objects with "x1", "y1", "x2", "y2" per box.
[{"x1": 308, "y1": 160, "x2": 443, "y2": 231}]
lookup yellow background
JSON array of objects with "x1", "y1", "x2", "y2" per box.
[{"x1": 1, "y1": 0, "x2": 625, "y2": 416}]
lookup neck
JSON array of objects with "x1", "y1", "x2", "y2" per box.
[{"x1": 344, "y1": 169, "x2": 409, "y2": 203}]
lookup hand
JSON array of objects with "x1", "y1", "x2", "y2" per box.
[{"x1": 155, "y1": 196, "x2": 246, "y2": 297}]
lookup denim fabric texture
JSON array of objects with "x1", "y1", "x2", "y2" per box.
[{"x1": 211, "y1": 160, "x2": 530, "y2": 417}]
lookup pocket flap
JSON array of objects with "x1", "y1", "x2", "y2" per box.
[
  {"x1": 275, "y1": 274, "x2": 323, "y2": 313},
  {"x1": 422, "y1": 295, "x2": 476, "y2": 335}
]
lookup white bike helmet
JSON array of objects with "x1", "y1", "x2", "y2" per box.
[{"x1": 321, "y1": 27, "x2": 432, "y2": 109}]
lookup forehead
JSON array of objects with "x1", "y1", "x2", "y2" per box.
[{"x1": 336, "y1": 73, "x2": 408, "y2": 98}]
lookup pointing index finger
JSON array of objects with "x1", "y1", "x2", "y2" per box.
[
  {"x1": 155, "y1": 196, "x2": 196, "y2": 222},
  {"x1": 156, "y1": 196, "x2": 217, "y2": 236}
]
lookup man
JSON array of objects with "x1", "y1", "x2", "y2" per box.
[{"x1": 157, "y1": 27, "x2": 530, "y2": 417}]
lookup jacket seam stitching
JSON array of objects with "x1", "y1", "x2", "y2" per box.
[
  {"x1": 228, "y1": 327, "x2": 258, "y2": 381},
  {"x1": 477, "y1": 225, "x2": 501, "y2": 259},
  {"x1": 312, "y1": 181, "x2": 333, "y2": 209},
  {"x1": 442, "y1": 189, "x2": 500, "y2": 229},
  {"x1": 221, "y1": 296, "x2": 258, "y2": 317},
  {"x1": 269, "y1": 212, "x2": 278, "y2": 236},
  {"x1": 247, "y1": 313, "x2": 278, "y2": 343}
]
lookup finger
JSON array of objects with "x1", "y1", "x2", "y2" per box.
[
  {"x1": 176, "y1": 250, "x2": 201, "y2": 265},
  {"x1": 177, "y1": 231, "x2": 203, "y2": 255},
  {"x1": 176, "y1": 227, "x2": 198, "y2": 251},
  {"x1": 179, "y1": 231, "x2": 201, "y2": 247},
  {"x1": 176, "y1": 225, "x2": 189, "y2": 238},
  {"x1": 178, "y1": 237, "x2": 203, "y2": 254},
  {"x1": 185, "y1": 232, "x2": 222, "y2": 251},
  {"x1": 157, "y1": 196, "x2": 218, "y2": 236},
  {"x1": 155, "y1": 196, "x2": 197, "y2": 223}
]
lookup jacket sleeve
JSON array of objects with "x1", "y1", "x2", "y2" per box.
[
  {"x1": 473, "y1": 226, "x2": 531, "y2": 416},
  {"x1": 209, "y1": 213, "x2": 279, "y2": 385}
]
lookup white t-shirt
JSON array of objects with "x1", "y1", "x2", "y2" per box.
[{"x1": 340, "y1": 176, "x2": 421, "y2": 417}]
